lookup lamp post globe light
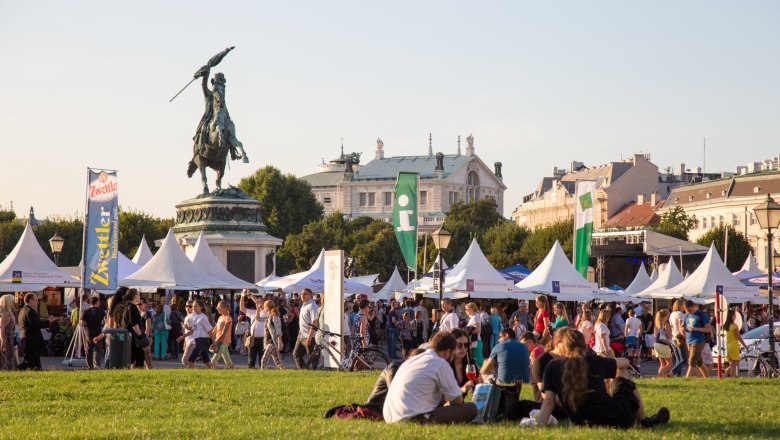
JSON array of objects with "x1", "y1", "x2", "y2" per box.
[
  {"x1": 49, "y1": 231, "x2": 65, "y2": 267},
  {"x1": 753, "y1": 194, "x2": 780, "y2": 357},
  {"x1": 431, "y1": 224, "x2": 451, "y2": 311}
]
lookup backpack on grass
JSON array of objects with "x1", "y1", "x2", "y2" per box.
[{"x1": 324, "y1": 404, "x2": 383, "y2": 421}]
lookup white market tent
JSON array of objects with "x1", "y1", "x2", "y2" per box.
[
  {"x1": 370, "y1": 267, "x2": 407, "y2": 301},
  {"x1": 427, "y1": 253, "x2": 449, "y2": 273},
  {"x1": 131, "y1": 236, "x2": 154, "y2": 266},
  {"x1": 0, "y1": 222, "x2": 79, "y2": 292},
  {"x1": 663, "y1": 244, "x2": 760, "y2": 303},
  {"x1": 435, "y1": 238, "x2": 522, "y2": 299},
  {"x1": 732, "y1": 252, "x2": 764, "y2": 281},
  {"x1": 516, "y1": 240, "x2": 597, "y2": 302},
  {"x1": 634, "y1": 257, "x2": 685, "y2": 299},
  {"x1": 593, "y1": 287, "x2": 632, "y2": 303},
  {"x1": 622, "y1": 261, "x2": 652, "y2": 296},
  {"x1": 649, "y1": 267, "x2": 659, "y2": 283},
  {"x1": 256, "y1": 274, "x2": 281, "y2": 289},
  {"x1": 94, "y1": 253, "x2": 140, "y2": 295},
  {"x1": 352, "y1": 274, "x2": 380, "y2": 286},
  {"x1": 262, "y1": 249, "x2": 373, "y2": 294},
  {"x1": 186, "y1": 231, "x2": 257, "y2": 290},
  {"x1": 120, "y1": 229, "x2": 227, "y2": 290}
]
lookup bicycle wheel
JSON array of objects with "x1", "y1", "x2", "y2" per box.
[
  {"x1": 306, "y1": 346, "x2": 322, "y2": 370},
  {"x1": 351, "y1": 347, "x2": 392, "y2": 371},
  {"x1": 742, "y1": 355, "x2": 758, "y2": 378}
]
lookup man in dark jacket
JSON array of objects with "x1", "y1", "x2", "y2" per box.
[{"x1": 18, "y1": 293, "x2": 55, "y2": 370}]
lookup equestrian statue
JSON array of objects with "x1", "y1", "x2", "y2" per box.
[{"x1": 174, "y1": 46, "x2": 249, "y2": 196}]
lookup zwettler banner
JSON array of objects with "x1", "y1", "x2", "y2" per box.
[{"x1": 83, "y1": 169, "x2": 119, "y2": 290}]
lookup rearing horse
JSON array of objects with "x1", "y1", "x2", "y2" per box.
[{"x1": 187, "y1": 70, "x2": 248, "y2": 196}]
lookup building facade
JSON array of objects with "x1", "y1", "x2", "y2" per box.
[
  {"x1": 512, "y1": 154, "x2": 659, "y2": 230},
  {"x1": 659, "y1": 171, "x2": 780, "y2": 271},
  {"x1": 300, "y1": 136, "x2": 506, "y2": 231}
]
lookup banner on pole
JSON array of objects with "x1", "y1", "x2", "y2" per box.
[
  {"x1": 393, "y1": 172, "x2": 418, "y2": 270},
  {"x1": 323, "y1": 250, "x2": 344, "y2": 368},
  {"x1": 574, "y1": 180, "x2": 596, "y2": 278},
  {"x1": 83, "y1": 169, "x2": 119, "y2": 290}
]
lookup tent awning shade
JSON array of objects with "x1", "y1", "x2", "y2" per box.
[
  {"x1": 263, "y1": 249, "x2": 373, "y2": 294},
  {"x1": 187, "y1": 232, "x2": 258, "y2": 290},
  {"x1": 643, "y1": 230, "x2": 708, "y2": 256},
  {"x1": 0, "y1": 223, "x2": 79, "y2": 289}
]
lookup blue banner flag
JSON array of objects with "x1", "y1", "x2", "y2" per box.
[{"x1": 83, "y1": 169, "x2": 119, "y2": 290}]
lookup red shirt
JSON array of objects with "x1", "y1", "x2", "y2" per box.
[{"x1": 534, "y1": 309, "x2": 550, "y2": 332}]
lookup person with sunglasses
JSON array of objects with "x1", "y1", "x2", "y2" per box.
[{"x1": 449, "y1": 328, "x2": 478, "y2": 397}]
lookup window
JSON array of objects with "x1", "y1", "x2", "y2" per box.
[
  {"x1": 420, "y1": 191, "x2": 428, "y2": 206},
  {"x1": 323, "y1": 196, "x2": 332, "y2": 204},
  {"x1": 750, "y1": 213, "x2": 756, "y2": 225},
  {"x1": 719, "y1": 215, "x2": 724, "y2": 226},
  {"x1": 702, "y1": 217, "x2": 708, "y2": 229},
  {"x1": 383, "y1": 192, "x2": 392, "y2": 206},
  {"x1": 467, "y1": 171, "x2": 480, "y2": 202},
  {"x1": 449, "y1": 191, "x2": 460, "y2": 204},
  {"x1": 359, "y1": 193, "x2": 367, "y2": 206},
  {"x1": 733, "y1": 214, "x2": 740, "y2": 226},
  {"x1": 368, "y1": 193, "x2": 376, "y2": 206}
]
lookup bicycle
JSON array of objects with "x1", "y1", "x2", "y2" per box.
[
  {"x1": 306, "y1": 326, "x2": 392, "y2": 371},
  {"x1": 742, "y1": 341, "x2": 780, "y2": 378}
]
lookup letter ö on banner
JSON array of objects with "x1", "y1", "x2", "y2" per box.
[{"x1": 396, "y1": 194, "x2": 415, "y2": 232}]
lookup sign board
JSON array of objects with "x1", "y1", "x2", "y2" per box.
[
  {"x1": 12, "y1": 271, "x2": 21, "y2": 283},
  {"x1": 323, "y1": 250, "x2": 344, "y2": 368},
  {"x1": 466, "y1": 279, "x2": 475, "y2": 292},
  {"x1": 432, "y1": 262, "x2": 440, "y2": 292},
  {"x1": 552, "y1": 281, "x2": 560, "y2": 294}
]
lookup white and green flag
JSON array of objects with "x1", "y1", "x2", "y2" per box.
[
  {"x1": 393, "y1": 172, "x2": 418, "y2": 270},
  {"x1": 574, "y1": 180, "x2": 596, "y2": 277}
]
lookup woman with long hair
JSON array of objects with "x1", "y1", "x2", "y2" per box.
[
  {"x1": 552, "y1": 302, "x2": 569, "y2": 331},
  {"x1": 187, "y1": 300, "x2": 214, "y2": 369},
  {"x1": 0, "y1": 294, "x2": 18, "y2": 370},
  {"x1": 464, "y1": 302, "x2": 484, "y2": 367},
  {"x1": 449, "y1": 328, "x2": 478, "y2": 397},
  {"x1": 577, "y1": 310, "x2": 594, "y2": 346},
  {"x1": 210, "y1": 301, "x2": 234, "y2": 369},
  {"x1": 123, "y1": 289, "x2": 147, "y2": 369},
  {"x1": 724, "y1": 309, "x2": 748, "y2": 378},
  {"x1": 533, "y1": 295, "x2": 551, "y2": 344},
  {"x1": 594, "y1": 309, "x2": 612, "y2": 357},
  {"x1": 668, "y1": 299, "x2": 687, "y2": 376},
  {"x1": 537, "y1": 328, "x2": 670, "y2": 429},
  {"x1": 260, "y1": 300, "x2": 285, "y2": 369},
  {"x1": 653, "y1": 309, "x2": 673, "y2": 378}
]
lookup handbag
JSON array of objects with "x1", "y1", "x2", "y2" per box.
[{"x1": 134, "y1": 333, "x2": 150, "y2": 349}]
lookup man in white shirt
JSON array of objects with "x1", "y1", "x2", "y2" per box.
[
  {"x1": 624, "y1": 309, "x2": 643, "y2": 367},
  {"x1": 294, "y1": 288, "x2": 319, "y2": 369},
  {"x1": 438, "y1": 299, "x2": 460, "y2": 333},
  {"x1": 383, "y1": 332, "x2": 478, "y2": 423},
  {"x1": 240, "y1": 290, "x2": 268, "y2": 369}
]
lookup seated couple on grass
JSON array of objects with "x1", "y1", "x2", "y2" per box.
[{"x1": 537, "y1": 327, "x2": 670, "y2": 429}]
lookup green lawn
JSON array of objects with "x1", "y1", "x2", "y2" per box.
[{"x1": 0, "y1": 370, "x2": 777, "y2": 439}]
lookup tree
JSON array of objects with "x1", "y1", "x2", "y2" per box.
[
  {"x1": 33, "y1": 217, "x2": 84, "y2": 267},
  {"x1": 483, "y1": 221, "x2": 531, "y2": 268},
  {"x1": 349, "y1": 220, "x2": 406, "y2": 281},
  {"x1": 0, "y1": 221, "x2": 24, "y2": 262},
  {"x1": 276, "y1": 212, "x2": 349, "y2": 274},
  {"x1": 118, "y1": 209, "x2": 175, "y2": 257},
  {"x1": 442, "y1": 198, "x2": 503, "y2": 263},
  {"x1": 653, "y1": 206, "x2": 698, "y2": 241},
  {"x1": 519, "y1": 218, "x2": 574, "y2": 269},
  {"x1": 696, "y1": 225, "x2": 754, "y2": 272},
  {"x1": 238, "y1": 165, "x2": 324, "y2": 240},
  {"x1": 0, "y1": 209, "x2": 16, "y2": 223}
]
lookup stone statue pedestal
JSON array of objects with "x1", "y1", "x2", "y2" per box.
[{"x1": 167, "y1": 187, "x2": 282, "y2": 283}]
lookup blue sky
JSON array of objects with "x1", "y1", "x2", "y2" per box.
[{"x1": 1, "y1": 1, "x2": 778, "y2": 219}]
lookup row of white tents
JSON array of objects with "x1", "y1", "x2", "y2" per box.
[{"x1": 0, "y1": 222, "x2": 772, "y2": 306}]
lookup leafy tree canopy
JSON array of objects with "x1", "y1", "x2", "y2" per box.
[
  {"x1": 653, "y1": 206, "x2": 698, "y2": 241},
  {"x1": 695, "y1": 225, "x2": 754, "y2": 272},
  {"x1": 238, "y1": 165, "x2": 324, "y2": 240},
  {"x1": 118, "y1": 209, "x2": 175, "y2": 258},
  {"x1": 519, "y1": 218, "x2": 574, "y2": 269}
]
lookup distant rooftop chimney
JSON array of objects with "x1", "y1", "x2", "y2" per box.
[
  {"x1": 457, "y1": 135, "x2": 461, "y2": 156},
  {"x1": 494, "y1": 162, "x2": 503, "y2": 179},
  {"x1": 375, "y1": 137, "x2": 384, "y2": 160},
  {"x1": 428, "y1": 133, "x2": 433, "y2": 157},
  {"x1": 435, "y1": 152, "x2": 444, "y2": 178}
]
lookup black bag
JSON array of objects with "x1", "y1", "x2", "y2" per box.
[
  {"x1": 482, "y1": 315, "x2": 493, "y2": 337},
  {"x1": 133, "y1": 333, "x2": 150, "y2": 349}
]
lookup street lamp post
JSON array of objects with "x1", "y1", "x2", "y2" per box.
[
  {"x1": 48, "y1": 231, "x2": 65, "y2": 267},
  {"x1": 431, "y1": 225, "x2": 451, "y2": 311},
  {"x1": 753, "y1": 194, "x2": 780, "y2": 358}
]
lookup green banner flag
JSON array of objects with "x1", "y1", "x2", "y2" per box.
[
  {"x1": 574, "y1": 180, "x2": 596, "y2": 277},
  {"x1": 393, "y1": 172, "x2": 418, "y2": 270}
]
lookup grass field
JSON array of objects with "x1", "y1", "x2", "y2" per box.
[{"x1": 0, "y1": 370, "x2": 777, "y2": 439}]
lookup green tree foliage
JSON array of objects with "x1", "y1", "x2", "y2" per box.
[
  {"x1": 653, "y1": 206, "x2": 698, "y2": 241},
  {"x1": 519, "y1": 218, "x2": 574, "y2": 269},
  {"x1": 442, "y1": 198, "x2": 503, "y2": 263},
  {"x1": 695, "y1": 225, "x2": 754, "y2": 272},
  {"x1": 277, "y1": 213, "x2": 405, "y2": 280},
  {"x1": 238, "y1": 165, "x2": 324, "y2": 240},
  {"x1": 482, "y1": 221, "x2": 531, "y2": 268},
  {"x1": 0, "y1": 222, "x2": 24, "y2": 262},
  {"x1": 0, "y1": 209, "x2": 16, "y2": 223},
  {"x1": 33, "y1": 217, "x2": 84, "y2": 267},
  {"x1": 118, "y1": 209, "x2": 175, "y2": 257}
]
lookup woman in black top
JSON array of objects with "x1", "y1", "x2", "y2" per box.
[
  {"x1": 123, "y1": 289, "x2": 146, "y2": 369},
  {"x1": 538, "y1": 328, "x2": 670, "y2": 429},
  {"x1": 449, "y1": 329, "x2": 478, "y2": 397}
]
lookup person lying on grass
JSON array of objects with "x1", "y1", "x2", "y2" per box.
[{"x1": 538, "y1": 328, "x2": 670, "y2": 429}]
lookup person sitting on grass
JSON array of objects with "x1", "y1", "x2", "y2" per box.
[
  {"x1": 481, "y1": 328, "x2": 531, "y2": 421},
  {"x1": 383, "y1": 332, "x2": 479, "y2": 424},
  {"x1": 538, "y1": 328, "x2": 670, "y2": 429},
  {"x1": 449, "y1": 329, "x2": 478, "y2": 397},
  {"x1": 520, "y1": 331, "x2": 545, "y2": 365}
]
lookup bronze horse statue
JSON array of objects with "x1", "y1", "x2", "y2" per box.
[{"x1": 187, "y1": 65, "x2": 248, "y2": 196}]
